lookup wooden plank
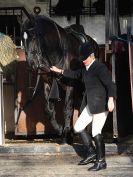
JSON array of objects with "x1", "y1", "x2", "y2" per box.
[
  {"x1": 0, "y1": 72, "x2": 4, "y2": 145},
  {"x1": 128, "y1": 41, "x2": 133, "y2": 112},
  {"x1": 105, "y1": 0, "x2": 119, "y2": 138},
  {"x1": 111, "y1": 53, "x2": 118, "y2": 138}
]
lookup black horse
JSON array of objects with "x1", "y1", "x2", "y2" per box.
[{"x1": 22, "y1": 15, "x2": 99, "y2": 143}]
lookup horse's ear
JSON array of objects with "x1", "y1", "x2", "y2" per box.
[
  {"x1": 17, "y1": 16, "x2": 23, "y2": 25},
  {"x1": 29, "y1": 14, "x2": 36, "y2": 25},
  {"x1": 23, "y1": 14, "x2": 35, "y2": 27}
]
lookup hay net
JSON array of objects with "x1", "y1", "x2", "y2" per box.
[{"x1": 0, "y1": 32, "x2": 18, "y2": 72}]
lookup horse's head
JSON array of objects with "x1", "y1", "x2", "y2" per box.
[
  {"x1": 22, "y1": 17, "x2": 49, "y2": 72},
  {"x1": 22, "y1": 15, "x2": 65, "y2": 73}
]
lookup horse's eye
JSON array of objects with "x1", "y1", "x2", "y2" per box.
[{"x1": 31, "y1": 50, "x2": 37, "y2": 55}]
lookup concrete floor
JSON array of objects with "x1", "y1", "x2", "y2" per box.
[
  {"x1": 0, "y1": 154, "x2": 133, "y2": 177},
  {"x1": 0, "y1": 135, "x2": 133, "y2": 176}
]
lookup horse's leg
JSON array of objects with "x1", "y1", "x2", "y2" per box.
[
  {"x1": 63, "y1": 86, "x2": 74, "y2": 144},
  {"x1": 43, "y1": 83, "x2": 63, "y2": 135}
]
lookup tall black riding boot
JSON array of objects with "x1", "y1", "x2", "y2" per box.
[
  {"x1": 88, "y1": 134, "x2": 107, "y2": 171},
  {"x1": 78, "y1": 130, "x2": 96, "y2": 165}
]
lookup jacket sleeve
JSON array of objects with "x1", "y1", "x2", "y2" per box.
[
  {"x1": 63, "y1": 68, "x2": 82, "y2": 79},
  {"x1": 97, "y1": 64, "x2": 117, "y2": 98}
]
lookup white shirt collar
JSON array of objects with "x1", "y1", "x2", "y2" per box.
[{"x1": 85, "y1": 59, "x2": 95, "y2": 70}]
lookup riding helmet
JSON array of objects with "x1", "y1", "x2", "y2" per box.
[{"x1": 79, "y1": 42, "x2": 94, "y2": 62}]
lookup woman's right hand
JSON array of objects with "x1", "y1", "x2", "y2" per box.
[{"x1": 50, "y1": 66, "x2": 63, "y2": 74}]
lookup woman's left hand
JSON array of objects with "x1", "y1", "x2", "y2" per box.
[
  {"x1": 108, "y1": 97, "x2": 114, "y2": 112},
  {"x1": 50, "y1": 66, "x2": 63, "y2": 73}
]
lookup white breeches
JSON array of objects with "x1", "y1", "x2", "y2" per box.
[{"x1": 74, "y1": 105, "x2": 108, "y2": 137}]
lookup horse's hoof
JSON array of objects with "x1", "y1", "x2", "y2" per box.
[
  {"x1": 62, "y1": 138, "x2": 68, "y2": 144},
  {"x1": 58, "y1": 125, "x2": 63, "y2": 136},
  {"x1": 62, "y1": 136, "x2": 73, "y2": 145}
]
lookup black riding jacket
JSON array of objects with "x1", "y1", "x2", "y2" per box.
[{"x1": 63, "y1": 60, "x2": 116, "y2": 114}]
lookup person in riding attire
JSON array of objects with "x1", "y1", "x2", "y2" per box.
[{"x1": 50, "y1": 42, "x2": 116, "y2": 171}]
